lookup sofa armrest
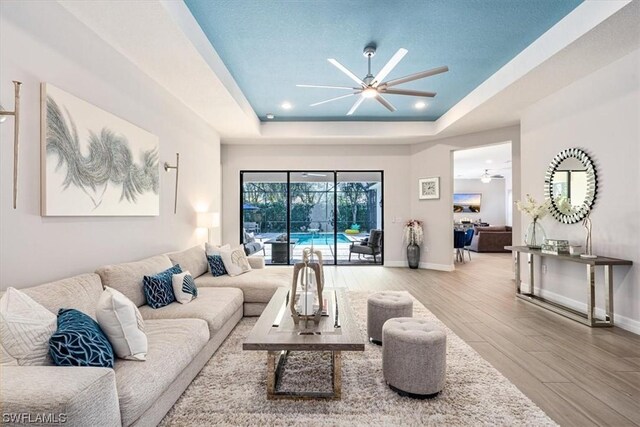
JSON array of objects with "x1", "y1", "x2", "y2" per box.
[
  {"x1": 1, "y1": 366, "x2": 121, "y2": 426},
  {"x1": 248, "y1": 256, "x2": 266, "y2": 269}
]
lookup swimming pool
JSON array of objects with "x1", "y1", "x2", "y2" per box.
[{"x1": 290, "y1": 232, "x2": 351, "y2": 245}]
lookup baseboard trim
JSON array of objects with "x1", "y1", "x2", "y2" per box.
[
  {"x1": 519, "y1": 283, "x2": 640, "y2": 335},
  {"x1": 384, "y1": 261, "x2": 454, "y2": 272},
  {"x1": 420, "y1": 262, "x2": 455, "y2": 272}
]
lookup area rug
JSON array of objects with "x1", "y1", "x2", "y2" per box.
[{"x1": 160, "y1": 291, "x2": 557, "y2": 426}]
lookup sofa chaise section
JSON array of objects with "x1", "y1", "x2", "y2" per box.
[
  {"x1": 194, "y1": 266, "x2": 290, "y2": 316},
  {"x1": 114, "y1": 319, "x2": 209, "y2": 427}
]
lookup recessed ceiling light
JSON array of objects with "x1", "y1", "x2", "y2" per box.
[
  {"x1": 485, "y1": 159, "x2": 493, "y2": 164},
  {"x1": 266, "y1": 113, "x2": 275, "y2": 119},
  {"x1": 414, "y1": 101, "x2": 427, "y2": 109},
  {"x1": 281, "y1": 102, "x2": 292, "y2": 110}
]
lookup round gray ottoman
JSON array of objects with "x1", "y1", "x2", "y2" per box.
[
  {"x1": 382, "y1": 317, "x2": 446, "y2": 399},
  {"x1": 367, "y1": 291, "x2": 413, "y2": 345}
]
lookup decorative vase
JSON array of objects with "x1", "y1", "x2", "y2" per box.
[
  {"x1": 525, "y1": 219, "x2": 546, "y2": 249},
  {"x1": 407, "y1": 243, "x2": 420, "y2": 269}
]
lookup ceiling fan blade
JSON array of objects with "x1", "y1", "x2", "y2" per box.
[
  {"x1": 328, "y1": 58, "x2": 366, "y2": 87},
  {"x1": 310, "y1": 93, "x2": 357, "y2": 107},
  {"x1": 379, "y1": 88, "x2": 436, "y2": 97},
  {"x1": 297, "y1": 84, "x2": 359, "y2": 90},
  {"x1": 375, "y1": 94, "x2": 396, "y2": 112},
  {"x1": 383, "y1": 65, "x2": 449, "y2": 88},
  {"x1": 372, "y1": 48, "x2": 408, "y2": 87},
  {"x1": 346, "y1": 95, "x2": 366, "y2": 116}
]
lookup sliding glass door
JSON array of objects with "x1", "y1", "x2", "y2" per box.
[{"x1": 240, "y1": 171, "x2": 383, "y2": 265}]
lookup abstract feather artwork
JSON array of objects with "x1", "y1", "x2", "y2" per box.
[{"x1": 41, "y1": 83, "x2": 159, "y2": 216}]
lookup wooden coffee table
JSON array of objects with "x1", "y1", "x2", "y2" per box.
[{"x1": 243, "y1": 287, "x2": 364, "y2": 399}]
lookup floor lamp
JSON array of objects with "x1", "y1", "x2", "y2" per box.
[{"x1": 197, "y1": 212, "x2": 220, "y2": 244}]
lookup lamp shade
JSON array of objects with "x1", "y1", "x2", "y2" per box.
[{"x1": 197, "y1": 212, "x2": 220, "y2": 228}]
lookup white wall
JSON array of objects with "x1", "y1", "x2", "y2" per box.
[
  {"x1": 221, "y1": 144, "x2": 412, "y2": 265},
  {"x1": 223, "y1": 126, "x2": 520, "y2": 271},
  {"x1": 410, "y1": 126, "x2": 521, "y2": 269},
  {"x1": 0, "y1": 1, "x2": 221, "y2": 288},
  {"x1": 453, "y1": 179, "x2": 506, "y2": 225},
  {"x1": 520, "y1": 49, "x2": 640, "y2": 333}
]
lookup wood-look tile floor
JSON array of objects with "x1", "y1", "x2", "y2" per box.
[{"x1": 323, "y1": 253, "x2": 640, "y2": 427}]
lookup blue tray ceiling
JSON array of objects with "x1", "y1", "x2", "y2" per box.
[{"x1": 185, "y1": 0, "x2": 583, "y2": 122}]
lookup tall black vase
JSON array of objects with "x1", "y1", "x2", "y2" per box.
[{"x1": 407, "y1": 243, "x2": 420, "y2": 269}]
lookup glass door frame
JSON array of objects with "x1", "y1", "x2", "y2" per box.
[{"x1": 240, "y1": 170, "x2": 384, "y2": 266}]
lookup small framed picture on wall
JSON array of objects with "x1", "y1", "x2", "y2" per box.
[{"x1": 419, "y1": 177, "x2": 440, "y2": 200}]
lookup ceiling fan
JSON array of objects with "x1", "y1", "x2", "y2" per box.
[
  {"x1": 480, "y1": 169, "x2": 508, "y2": 183},
  {"x1": 297, "y1": 43, "x2": 448, "y2": 116}
]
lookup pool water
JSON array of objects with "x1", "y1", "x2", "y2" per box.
[{"x1": 290, "y1": 232, "x2": 352, "y2": 245}]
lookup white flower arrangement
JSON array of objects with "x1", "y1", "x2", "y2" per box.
[
  {"x1": 515, "y1": 194, "x2": 550, "y2": 221},
  {"x1": 403, "y1": 219, "x2": 424, "y2": 245}
]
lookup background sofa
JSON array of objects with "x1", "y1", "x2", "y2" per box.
[
  {"x1": 1, "y1": 245, "x2": 289, "y2": 427},
  {"x1": 467, "y1": 226, "x2": 512, "y2": 253}
]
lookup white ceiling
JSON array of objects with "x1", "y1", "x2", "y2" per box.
[
  {"x1": 454, "y1": 143, "x2": 512, "y2": 180},
  {"x1": 58, "y1": 0, "x2": 639, "y2": 145}
]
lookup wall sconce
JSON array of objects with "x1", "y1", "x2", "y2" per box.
[
  {"x1": 197, "y1": 211, "x2": 220, "y2": 244},
  {"x1": 164, "y1": 153, "x2": 179, "y2": 214},
  {"x1": 0, "y1": 81, "x2": 23, "y2": 209}
]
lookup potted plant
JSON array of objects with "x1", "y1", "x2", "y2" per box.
[
  {"x1": 403, "y1": 219, "x2": 424, "y2": 269},
  {"x1": 515, "y1": 194, "x2": 550, "y2": 248}
]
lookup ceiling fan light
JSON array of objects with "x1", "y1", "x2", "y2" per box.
[
  {"x1": 362, "y1": 88, "x2": 377, "y2": 98},
  {"x1": 480, "y1": 169, "x2": 492, "y2": 183}
]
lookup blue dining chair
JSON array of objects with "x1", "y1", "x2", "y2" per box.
[
  {"x1": 464, "y1": 228, "x2": 475, "y2": 261},
  {"x1": 454, "y1": 230, "x2": 466, "y2": 263}
]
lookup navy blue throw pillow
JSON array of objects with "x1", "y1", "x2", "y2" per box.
[
  {"x1": 207, "y1": 255, "x2": 227, "y2": 277},
  {"x1": 49, "y1": 309, "x2": 115, "y2": 368},
  {"x1": 143, "y1": 264, "x2": 182, "y2": 309}
]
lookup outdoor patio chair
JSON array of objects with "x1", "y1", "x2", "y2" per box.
[
  {"x1": 244, "y1": 222, "x2": 260, "y2": 234},
  {"x1": 349, "y1": 229, "x2": 382, "y2": 264}
]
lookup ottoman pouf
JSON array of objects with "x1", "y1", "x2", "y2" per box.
[
  {"x1": 382, "y1": 317, "x2": 446, "y2": 398},
  {"x1": 367, "y1": 291, "x2": 413, "y2": 345}
]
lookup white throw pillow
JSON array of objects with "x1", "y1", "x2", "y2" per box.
[
  {"x1": 172, "y1": 271, "x2": 198, "y2": 304},
  {"x1": 219, "y1": 245, "x2": 252, "y2": 277},
  {"x1": 96, "y1": 287, "x2": 147, "y2": 361},
  {"x1": 205, "y1": 243, "x2": 230, "y2": 256},
  {"x1": 0, "y1": 287, "x2": 56, "y2": 366}
]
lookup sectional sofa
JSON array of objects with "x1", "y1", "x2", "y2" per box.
[{"x1": 1, "y1": 245, "x2": 290, "y2": 427}]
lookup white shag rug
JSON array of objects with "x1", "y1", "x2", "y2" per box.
[{"x1": 160, "y1": 291, "x2": 557, "y2": 426}]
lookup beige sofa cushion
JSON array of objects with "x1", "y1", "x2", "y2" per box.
[
  {"x1": 114, "y1": 318, "x2": 209, "y2": 426},
  {"x1": 21, "y1": 273, "x2": 103, "y2": 319},
  {"x1": 96, "y1": 255, "x2": 173, "y2": 307},
  {"x1": 167, "y1": 246, "x2": 208, "y2": 278},
  {"x1": 138, "y1": 288, "x2": 243, "y2": 335},
  {"x1": 194, "y1": 267, "x2": 290, "y2": 304},
  {"x1": 1, "y1": 366, "x2": 120, "y2": 426}
]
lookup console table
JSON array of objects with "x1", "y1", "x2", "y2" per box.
[{"x1": 505, "y1": 246, "x2": 632, "y2": 327}]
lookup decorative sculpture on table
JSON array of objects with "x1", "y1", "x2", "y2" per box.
[
  {"x1": 290, "y1": 248, "x2": 324, "y2": 326},
  {"x1": 580, "y1": 212, "x2": 597, "y2": 259}
]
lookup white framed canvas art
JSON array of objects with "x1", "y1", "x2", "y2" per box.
[
  {"x1": 419, "y1": 177, "x2": 440, "y2": 200},
  {"x1": 41, "y1": 83, "x2": 159, "y2": 216}
]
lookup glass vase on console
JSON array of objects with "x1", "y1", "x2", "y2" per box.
[{"x1": 525, "y1": 218, "x2": 546, "y2": 249}]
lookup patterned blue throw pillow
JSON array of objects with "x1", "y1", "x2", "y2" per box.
[
  {"x1": 49, "y1": 309, "x2": 115, "y2": 368},
  {"x1": 207, "y1": 255, "x2": 227, "y2": 277},
  {"x1": 143, "y1": 264, "x2": 182, "y2": 309}
]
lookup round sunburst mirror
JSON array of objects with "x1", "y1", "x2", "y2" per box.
[{"x1": 544, "y1": 148, "x2": 597, "y2": 224}]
